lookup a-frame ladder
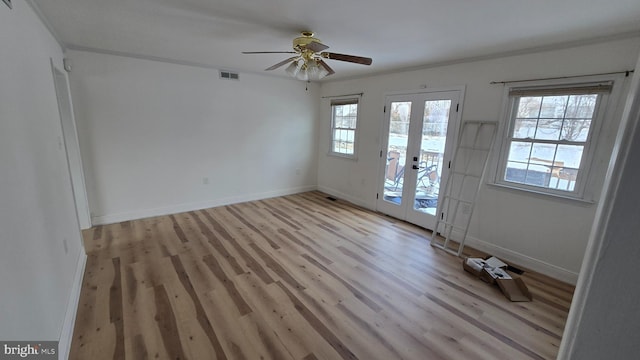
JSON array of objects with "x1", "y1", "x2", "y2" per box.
[{"x1": 431, "y1": 121, "x2": 498, "y2": 256}]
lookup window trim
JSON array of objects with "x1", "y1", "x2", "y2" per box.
[
  {"x1": 328, "y1": 97, "x2": 360, "y2": 159},
  {"x1": 492, "y1": 75, "x2": 621, "y2": 200}
]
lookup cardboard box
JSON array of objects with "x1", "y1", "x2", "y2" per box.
[
  {"x1": 497, "y1": 277, "x2": 533, "y2": 302},
  {"x1": 462, "y1": 257, "x2": 496, "y2": 284},
  {"x1": 463, "y1": 257, "x2": 532, "y2": 302}
]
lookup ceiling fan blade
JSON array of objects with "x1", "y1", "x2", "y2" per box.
[
  {"x1": 242, "y1": 51, "x2": 297, "y2": 54},
  {"x1": 265, "y1": 56, "x2": 298, "y2": 71},
  {"x1": 303, "y1": 41, "x2": 329, "y2": 53},
  {"x1": 322, "y1": 52, "x2": 372, "y2": 65},
  {"x1": 318, "y1": 59, "x2": 335, "y2": 76}
]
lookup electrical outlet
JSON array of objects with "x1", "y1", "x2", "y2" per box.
[
  {"x1": 295, "y1": 168, "x2": 301, "y2": 175},
  {"x1": 63, "y1": 238, "x2": 68, "y2": 254},
  {"x1": 202, "y1": 177, "x2": 209, "y2": 185}
]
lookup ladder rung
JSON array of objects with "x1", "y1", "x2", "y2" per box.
[
  {"x1": 431, "y1": 243, "x2": 460, "y2": 256},
  {"x1": 435, "y1": 221, "x2": 466, "y2": 230}
]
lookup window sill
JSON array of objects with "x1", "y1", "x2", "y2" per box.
[
  {"x1": 487, "y1": 182, "x2": 596, "y2": 205},
  {"x1": 327, "y1": 152, "x2": 358, "y2": 161}
]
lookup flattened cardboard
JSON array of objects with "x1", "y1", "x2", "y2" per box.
[
  {"x1": 462, "y1": 257, "x2": 533, "y2": 302},
  {"x1": 497, "y1": 277, "x2": 533, "y2": 302}
]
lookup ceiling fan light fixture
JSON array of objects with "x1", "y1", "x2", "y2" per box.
[
  {"x1": 286, "y1": 59, "x2": 304, "y2": 77},
  {"x1": 304, "y1": 60, "x2": 329, "y2": 81},
  {"x1": 295, "y1": 63, "x2": 309, "y2": 81},
  {"x1": 244, "y1": 31, "x2": 371, "y2": 80},
  {"x1": 312, "y1": 60, "x2": 330, "y2": 79}
]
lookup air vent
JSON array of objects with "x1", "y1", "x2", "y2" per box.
[{"x1": 219, "y1": 70, "x2": 239, "y2": 80}]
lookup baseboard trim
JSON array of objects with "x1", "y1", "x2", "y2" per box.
[
  {"x1": 316, "y1": 186, "x2": 374, "y2": 210},
  {"x1": 91, "y1": 185, "x2": 317, "y2": 225},
  {"x1": 58, "y1": 250, "x2": 87, "y2": 360},
  {"x1": 463, "y1": 235, "x2": 579, "y2": 285}
]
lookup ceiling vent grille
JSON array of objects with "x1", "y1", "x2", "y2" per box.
[{"x1": 219, "y1": 70, "x2": 239, "y2": 80}]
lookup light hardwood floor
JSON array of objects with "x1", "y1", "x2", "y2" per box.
[{"x1": 70, "y1": 191, "x2": 574, "y2": 360}]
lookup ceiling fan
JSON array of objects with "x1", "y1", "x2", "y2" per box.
[{"x1": 242, "y1": 31, "x2": 372, "y2": 81}]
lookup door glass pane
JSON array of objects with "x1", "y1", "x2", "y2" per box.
[
  {"x1": 413, "y1": 100, "x2": 451, "y2": 215},
  {"x1": 383, "y1": 102, "x2": 411, "y2": 205}
]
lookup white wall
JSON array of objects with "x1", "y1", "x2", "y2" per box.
[
  {"x1": 0, "y1": 0, "x2": 84, "y2": 341},
  {"x1": 318, "y1": 36, "x2": 640, "y2": 283},
  {"x1": 67, "y1": 50, "x2": 319, "y2": 224}
]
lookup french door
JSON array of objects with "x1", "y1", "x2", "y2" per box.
[{"x1": 377, "y1": 89, "x2": 463, "y2": 230}]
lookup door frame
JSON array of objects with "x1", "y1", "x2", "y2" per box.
[
  {"x1": 376, "y1": 86, "x2": 466, "y2": 230},
  {"x1": 51, "y1": 59, "x2": 92, "y2": 230}
]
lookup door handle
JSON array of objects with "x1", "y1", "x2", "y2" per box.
[{"x1": 412, "y1": 165, "x2": 420, "y2": 170}]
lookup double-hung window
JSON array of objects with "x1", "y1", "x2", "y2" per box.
[
  {"x1": 330, "y1": 98, "x2": 359, "y2": 158},
  {"x1": 496, "y1": 80, "x2": 614, "y2": 198}
]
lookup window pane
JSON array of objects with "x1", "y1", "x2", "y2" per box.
[
  {"x1": 530, "y1": 143, "x2": 557, "y2": 165},
  {"x1": 508, "y1": 141, "x2": 531, "y2": 162},
  {"x1": 566, "y1": 95, "x2": 597, "y2": 118},
  {"x1": 517, "y1": 97, "x2": 541, "y2": 118},
  {"x1": 346, "y1": 130, "x2": 355, "y2": 142},
  {"x1": 513, "y1": 119, "x2": 536, "y2": 138},
  {"x1": 349, "y1": 104, "x2": 358, "y2": 116},
  {"x1": 556, "y1": 144, "x2": 583, "y2": 168},
  {"x1": 390, "y1": 102, "x2": 411, "y2": 137},
  {"x1": 340, "y1": 114, "x2": 350, "y2": 128},
  {"x1": 539, "y1": 96, "x2": 568, "y2": 118},
  {"x1": 505, "y1": 161, "x2": 528, "y2": 183},
  {"x1": 534, "y1": 119, "x2": 562, "y2": 140},
  {"x1": 561, "y1": 120, "x2": 591, "y2": 141},
  {"x1": 342, "y1": 116, "x2": 351, "y2": 129},
  {"x1": 524, "y1": 164, "x2": 550, "y2": 187}
]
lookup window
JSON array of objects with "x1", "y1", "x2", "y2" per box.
[
  {"x1": 496, "y1": 80, "x2": 614, "y2": 198},
  {"x1": 330, "y1": 98, "x2": 359, "y2": 157}
]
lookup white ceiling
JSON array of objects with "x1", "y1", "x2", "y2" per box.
[{"x1": 33, "y1": 0, "x2": 640, "y2": 81}]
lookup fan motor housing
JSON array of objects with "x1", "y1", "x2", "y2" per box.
[{"x1": 293, "y1": 32, "x2": 321, "y2": 51}]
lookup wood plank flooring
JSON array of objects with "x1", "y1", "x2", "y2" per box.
[{"x1": 70, "y1": 191, "x2": 573, "y2": 360}]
